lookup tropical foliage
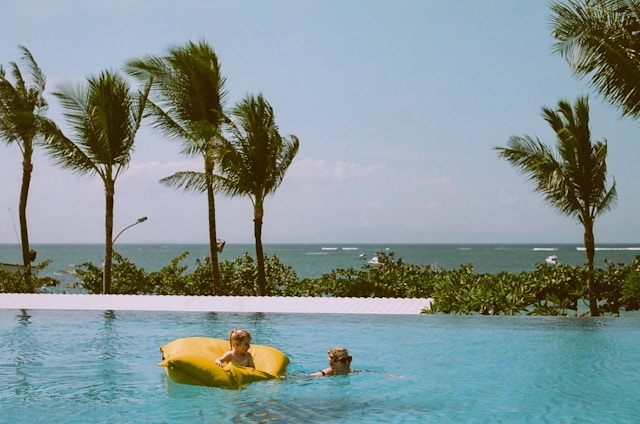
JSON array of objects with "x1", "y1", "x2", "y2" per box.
[
  {"x1": 0, "y1": 260, "x2": 56, "y2": 294},
  {"x1": 4, "y1": 249, "x2": 637, "y2": 316},
  {"x1": 125, "y1": 40, "x2": 228, "y2": 295},
  {"x1": 0, "y1": 46, "x2": 48, "y2": 287},
  {"x1": 496, "y1": 96, "x2": 617, "y2": 316},
  {"x1": 217, "y1": 94, "x2": 299, "y2": 295},
  {"x1": 550, "y1": 0, "x2": 640, "y2": 118},
  {"x1": 3, "y1": 35, "x2": 637, "y2": 319},
  {"x1": 75, "y1": 251, "x2": 299, "y2": 296},
  {"x1": 40, "y1": 70, "x2": 148, "y2": 293}
]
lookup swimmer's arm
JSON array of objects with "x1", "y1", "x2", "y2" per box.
[
  {"x1": 310, "y1": 367, "x2": 333, "y2": 377},
  {"x1": 246, "y1": 352, "x2": 255, "y2": 368},
  {"x1": 215, "y1": 351, "x2": 232, "y2": 367}
]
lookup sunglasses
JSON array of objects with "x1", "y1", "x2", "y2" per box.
[{"x1": 334, "y1": 356, "x2": 352, "y2": 364}]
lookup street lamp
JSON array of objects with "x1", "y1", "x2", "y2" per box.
[
  {"x1": 103, "y1": 216, "x2": 148, "y2": 294},
  {"x1": 113, "y1": 216, "x2": 148, "y2": 244}
]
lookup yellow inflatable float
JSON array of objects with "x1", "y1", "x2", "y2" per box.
[{"x1": 158, "y1": 337, "x2": 289, "y2": 389}]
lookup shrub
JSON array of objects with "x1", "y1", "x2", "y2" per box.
[
  {"x1": 0, "y1": 260, "x2": 54, "y2": 294},
  {"x1": 48, "y1": 249, "x2": 640, "y2": 317}
]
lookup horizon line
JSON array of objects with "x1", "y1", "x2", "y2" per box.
[{"x1": 2, "y1": 241, "x2": 640, "y2": 246}]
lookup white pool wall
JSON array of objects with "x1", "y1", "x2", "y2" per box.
[{"x1": 0, "y1": 294, "x2": 432, "y2": 315}]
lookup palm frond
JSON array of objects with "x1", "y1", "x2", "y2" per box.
[
  {"x1": 7, "y1": 61, "x2": 27, "y2": 100},
  {"x1": 265, "y1": 133, "x2": 300, "y2": 197},
  {"x1": 496, "y1": 95, "x2": 616, "y2": 223},
  {"x1": 40, "y1": 117, "x2": 98, "y2": 175},
  {"x1": 0, "y1": 47, "x2": 48, "y2": 149},
  {"x1": 217, "y1": 93, "x2": 299, "y2": 202},
  {"x1": 17, "y1": 45, "x2": 47, "y2": 112},
  {"x1": 595, "y1": 180, "x2": 618, "y2": 215},
  {"x1": 551, "y1": 0, "x2": 640, "y2": 117},
  {"x1": 159, "y1": 171, "x2": 208, "y2": 192},
  {"x1": 125, "y1": 40, "x2": 227, "y2": 150},
  {"x1": 142, "y1": 100, "x2": 190, "y2": 142},
  {"x1": 44, "y1": 69, "x2": 144, "y2": 181}
]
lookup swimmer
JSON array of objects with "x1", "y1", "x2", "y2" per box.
[{"x1": 310, "y1": 346, "x2": 358, "y2": 376}]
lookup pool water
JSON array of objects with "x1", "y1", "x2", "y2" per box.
[{"x1": 1, "y1": 310, "x2": 639, "y2": 423}]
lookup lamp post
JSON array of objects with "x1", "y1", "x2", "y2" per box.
[
  {"x1": 103, "y1": 216, "x2": 148, "y2": 294},
  {"x1": 113, "y1": 216, "x2": 148, "y2": 244}
]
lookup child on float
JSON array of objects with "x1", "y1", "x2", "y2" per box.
[
  {"x1": 215, "y1": 328, "x2": 256, "y2": 368},
  {"x1": 310, "y1": 346, "x2": 358, "y2": 376}
]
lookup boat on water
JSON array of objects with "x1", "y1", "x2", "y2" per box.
[
  {"x1": 545, "y1": 255, "x2": 559, "y2": 265},
  {"x1": 368, "y1": 256, "x2": 380, "y2": 265}
]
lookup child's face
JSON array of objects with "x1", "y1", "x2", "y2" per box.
[{"x1": 234, "y1": 338, "x2": 251, "y2": 352}]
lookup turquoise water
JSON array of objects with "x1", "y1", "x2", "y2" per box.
[
  {"x1": 1, "y1": 309, "x2": 639, "y2": 423},
  {"x1": 2, "y1": 243, "x2": 640, "y2": 284}
]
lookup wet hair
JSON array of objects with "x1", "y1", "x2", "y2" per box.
[
  {"x1": 229, "y1": 328, "x2": 252, "y2": 348},
  {"x1": 327, "y1": 346, "x2": 351, "y2": 364}
]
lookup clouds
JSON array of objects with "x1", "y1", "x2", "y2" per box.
[
  {"x1": 287, "y1": 158, "x2": 384, "y2": 184},
  {"x1": 1, "y1": 1, "x2": 639, "y2": 244}
]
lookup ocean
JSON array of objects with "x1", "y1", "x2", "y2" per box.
[{"x1": 2, "y1": 243, "x2": 640, "y2": 285}]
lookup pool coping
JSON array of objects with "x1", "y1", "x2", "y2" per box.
[{"x1": 0, "y1": 294, "x2": 432, "y2": 315}]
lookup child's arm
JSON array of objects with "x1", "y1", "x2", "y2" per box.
[
  {"x1": 246, "y1": 352, "x2": 255, "y2": 368},
  {"x1": 215, "y1": 351, "x2": 232, "y2": 367}
]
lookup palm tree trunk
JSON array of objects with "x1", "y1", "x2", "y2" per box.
[
  {"x1": 206, "y1": 186, "x2": 221, "y2": 295},
  {"x1": 584, "y1": 220, "x2": 599, "y2": 317},
  {"x1": 104, "y1": 182, "x2": 115, "y2": 294},
  {"x1": 19, "y1": 152, "x2": 33, "y2": 288},
  {"x1": 205, "y1": 159, "x2": 220, "y2": 295},
  {"x1": 254, "y1": 203, "x2": 266, "y2": 296}
]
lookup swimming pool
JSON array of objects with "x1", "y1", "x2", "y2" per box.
[{"x1": 1, "y1": 309, "x2": 639, "y2": 423}]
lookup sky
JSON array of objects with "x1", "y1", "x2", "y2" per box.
[{"x1": 1, "y1": 0, "x2": 639, "y2": 245}]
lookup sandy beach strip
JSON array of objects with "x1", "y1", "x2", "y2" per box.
[{"x1": 0, "y1": 294, "x2": 432, "y2": 315}]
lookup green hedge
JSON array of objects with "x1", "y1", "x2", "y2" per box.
[{"x1": 3, "y1": 250, "x2": 640, "y2": 316}]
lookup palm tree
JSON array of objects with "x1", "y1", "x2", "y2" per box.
[
  {"x1": 41, "y1": 70, "x2": 148, "y2": 294},
  {"x1": 217, "y1": 94, "x2": 299, "y2": 295},
  {"x1": 495, "y1": 96, "x2": 617, "y2": 316},
  {"x1": 0, "y1": 46, "x2": 48, "y2": 287},
  {"x1": 550, "y1": 0, "x2": 640, "y2": 118},
  {"x1": 125, "y1": 40, "x2": 227, "y2": 295}
]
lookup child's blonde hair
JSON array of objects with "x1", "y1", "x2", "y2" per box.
[
  {"x1": 229, "y1": 328, "x2": 251, "y2": 348},
  {"x1": 327, "y1": 346, "x2": 350, "y2": 363}
]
